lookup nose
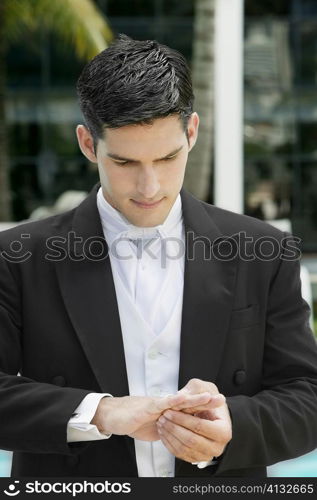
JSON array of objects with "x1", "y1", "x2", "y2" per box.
[{"x1": 136, "y1": 165, "x2": 160, "y2": 199}]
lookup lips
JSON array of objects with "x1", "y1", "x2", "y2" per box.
[{"x1": 131, "y1": 198, "x2": 164, "y2": 209}]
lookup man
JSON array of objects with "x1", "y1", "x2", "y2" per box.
[{"x1": 0, "y1": 35, "x2": 316, "y2": 478}]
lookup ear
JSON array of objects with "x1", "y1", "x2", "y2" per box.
[
  {"x1": 187, "y1": 112, "x2": 199, "y2": 152},
  {"x1": 76, "y1": 124, "x2": 98, "y2": 163}
]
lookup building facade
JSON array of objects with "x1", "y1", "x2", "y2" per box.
[{"x1": 6, "y1": 0, "x2": 317, "y2": 255}]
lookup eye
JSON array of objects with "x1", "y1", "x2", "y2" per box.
[
  {"x1": 113, "y1": 160, "x2": 130, "y2": 166},
  {"x1": 162, "y1": 155, "x2": 178, "y2": 162}
]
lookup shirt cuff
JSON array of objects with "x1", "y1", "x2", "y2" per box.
[
  {"x1": 191, "y1": 458, "x2": 219, "y2": 469},
  {"x1": 67, "y1": 393, "x2": 113, "y2": 442}
]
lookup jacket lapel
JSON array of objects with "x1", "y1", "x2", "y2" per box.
[
  {"x1": 175, "y1": 189, "x2": 239, "y2": 477},
  {"x1": 178, "y1": 189, "x2": 239, "y2": 389},
  {"x1": 54, "y1": 184, "x2": 129, "y2": 398},
  {"x1": 54, "y1": 184, "x2": 136, "y2": 464}
]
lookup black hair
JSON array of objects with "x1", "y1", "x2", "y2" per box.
[{"x1": 76, "y1": 34, "x2": 194, "y2": 150}]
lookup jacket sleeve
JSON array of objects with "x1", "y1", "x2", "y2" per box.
[
  {"x1": 0, "y1": 248, "x2": 92, "y2": 455},
  {"x1": 215, "y1": 244, "x2": 317, "y2": 475}
]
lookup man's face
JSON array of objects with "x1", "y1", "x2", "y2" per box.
[{"x1": 77, "y1": 113, "x2": 199, "y2": 227}]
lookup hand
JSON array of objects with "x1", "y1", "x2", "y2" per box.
[
  {"x1": 157, "y1": 378, "x2": 232, "y2": 463},
  {"x1": 91, "y1": 391, "x2": 213, "y2": 441}
]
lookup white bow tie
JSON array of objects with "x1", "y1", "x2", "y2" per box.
[{"x1": 119, "y1": 227, "x2": 163, "y2": 242}]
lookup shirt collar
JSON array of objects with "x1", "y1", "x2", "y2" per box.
[{"x1": 96, "y1": 187, "x2": 183, "y2": 242}]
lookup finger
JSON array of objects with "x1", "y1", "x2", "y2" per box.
[
  {"x1": 158, "y1": 425, "x2": 206, "y2": 462},
  {"x1": 180, "y1": 394, "x2": 226, "y2": 414},
  {"x1": 158, "y1": 428, "x2": 182, "y2": 459},
  {"x1": 157, "y1": 418, "x2": 212, "y2": 462},
  {"x1": 179, "y1": 378, "x2": 219, "y2": 396},
  {"x1": 162, "y1": 409, "x2": 231, "y2": 443},
  {"x1": 151, "y1": 392, "x2": 211, "y2": 414},
  {"x1": 170, "y1": 392, "x2": 213, "y2": 410},
  {"x1": 150, "y1": 393, "x2": 185, "y2": 413}
]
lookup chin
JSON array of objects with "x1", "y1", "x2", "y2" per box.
[
  {"x1": 130, "y1": 214, "x2": 166, "y2": 228},
  {"x1": 132, "y1": 218, "x2": 161, "y2": 228}
]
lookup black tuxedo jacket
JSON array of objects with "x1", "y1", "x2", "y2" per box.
[{"x1": 0, "y1": 184, "x2": 317, "y2": 477}]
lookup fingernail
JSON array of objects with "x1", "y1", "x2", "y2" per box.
[{"x1": 159, "y1": 416, "x2": 166, "y2": 425}]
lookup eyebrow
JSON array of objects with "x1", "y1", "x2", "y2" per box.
[{"x1": 107, "y1": 145, "x2": 184, "y2": 163}]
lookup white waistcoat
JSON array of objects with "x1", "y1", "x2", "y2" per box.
[
  {"x1": 97, "y1": 188, "x2": 184, "y2": 477},
  {"x1": 110, "y1": 256, "x2": 183, "y2": 477}
]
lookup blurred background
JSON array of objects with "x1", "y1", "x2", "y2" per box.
[{"x1": 0, "y1": 0, "x2": 316, "y2": 477}]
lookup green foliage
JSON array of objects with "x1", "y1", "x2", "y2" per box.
[{"x1": 3, "y1": 0, "x2": 112, "y2": 60}]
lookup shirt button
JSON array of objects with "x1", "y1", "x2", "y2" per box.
[{"x1": 148, "y1": 349, "x2": 158, "y2": 360}]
